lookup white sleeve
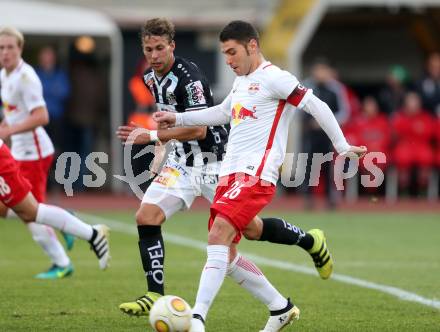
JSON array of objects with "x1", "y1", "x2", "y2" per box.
[
  {"x1": 175, "y1": 92, "x2": 232, "y2": 127},
  {"x1": 21, "y1": 70, "x2": 46, "y2": 112},
  {"x1": 302, "y1": 93, "x2": 351, "y2": 154},
  {"x1": 269, "y1": 68, "x2": 312, "y2": 108}
]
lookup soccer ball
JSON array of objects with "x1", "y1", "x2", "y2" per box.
[{"x1": 149, "y1": 295, "x2": 192, "y2": 332}]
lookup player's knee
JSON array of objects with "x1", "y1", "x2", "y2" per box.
[
  {"x1": 208, "y1": 221, "x2": 235, "y2": 245},
  {"x1": 8, "y1": 193, "x2": 39, "y2": 223},
  {"x1": 16, "y1": 209, "x2": 37, "y2": 223},
  {"x1": 242, "y1": 217, "x2": 262, "y2": 241},
  {"x1": 135, "y1": 205, "x2": 164, "y2": 226},
  {"x1": 207, "y1": 230, "x2": 225, "y2": 245},
  {"x1": 243, "y1": 229, "x2": 259, "y2": 241},
  {"x1": 135, "y1": 210, "x2": 159, "y2": 226}
]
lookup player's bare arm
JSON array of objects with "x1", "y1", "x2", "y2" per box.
[
  {"x1": 150, "y1": 143, "x2": 167, "y2": 175},
  {"x1": 159, "y1": 126, "x2": 206, "y2": 141},
  {"x1": 116, "y1": 121, "x2": 206, "y2": 144},
  {"x1": 0, "y1": 106, "x2": 48, "y2": 140}
]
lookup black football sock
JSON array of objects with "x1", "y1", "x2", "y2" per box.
[
  {"x1": 259, "y1": 217, "x2": 314, "y2": 251},
  {"x1": 138, "y1": 225, "x2": 165, "y2": 295}
]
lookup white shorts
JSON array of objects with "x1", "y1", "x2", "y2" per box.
[{"x1": 142, "y1": 158, "x2": 220, "y2": 219}]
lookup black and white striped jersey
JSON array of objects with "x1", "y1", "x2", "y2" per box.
[{"x1": 143, "y1": 56, "x2": 228, "y2": 167}]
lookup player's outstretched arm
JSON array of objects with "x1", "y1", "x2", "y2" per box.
[
  {"x1": 116, "y1": 122, "x2": 153, "y2": 144},
  {"x1": 302, "y1": 93, "x2": 367, "y2": 158},
  {"x1": 117, "y1": 121, "x2": 206, "y2": 144},
  {"x1": 154, "y1": 104, "x2": 230, "y2": 128}
]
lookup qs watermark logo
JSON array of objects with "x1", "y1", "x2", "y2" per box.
[{"x1": 54, "y1": 128, "x2": 386, "y2": 198}]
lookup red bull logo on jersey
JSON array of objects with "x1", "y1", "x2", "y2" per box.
[
  {"x1": 2, "y1": 102, "x2": 17, "y2": 114},
  {"x1": 231, "y1": 103, "x2": 257, "y2": 125}
]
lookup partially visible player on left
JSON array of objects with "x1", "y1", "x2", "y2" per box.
[
  {"x1": 0, "y1": 26, "x2": 110, "y2": 273},
  {"x1": 0, "y1": 139, "x2": 111, "y2": 270},
  {"x1": 0, "y1": 26, "x2": 75, "y2": 279}
]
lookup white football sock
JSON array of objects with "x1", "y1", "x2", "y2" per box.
[
  {"x1": 192, "y1": 245, "x2": 229, "y2": 320},
  {"x1": 36, "y1": 203, "x2": 93, "y2": 241},
  {"x1": 227, "y1": 253, "x2": 287, "y2": 311},
  {"x1": 27, "y1": 222, "x2": 71, "y2": 267}
]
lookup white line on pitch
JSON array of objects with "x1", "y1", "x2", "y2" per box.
[{"x1": 79, "y1": 213, "x2": 440, "y2": 310}]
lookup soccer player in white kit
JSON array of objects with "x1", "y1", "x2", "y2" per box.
[
  {"x1": 117, "y1": 18, "x2": 322, "y2": 316},
  {"x1": 154, "y1": 21, "x2": 367, "y2": 332},
  {"x1": 0, "y1": 27, "x2": 110, "y2": 274},
  {"x1": 117, "y1": 19, "x2": 336, "y2": 320},
  {"x1": 0, "y1": 138, "x2": 111, "y2": 270}
]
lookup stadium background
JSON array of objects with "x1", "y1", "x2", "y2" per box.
[{"x1": 0, "y1": 1, "x2": 439, "y2": 331}]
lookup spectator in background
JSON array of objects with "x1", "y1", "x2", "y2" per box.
[
  {"x1": 302, "y1": 59, "x2": 342, "y2": 208},
  {"x1": 391, "y1": 91, "x2": 435, "y2": 195},
  {"x1": 36, "y1": 46, "x2": 70, "y2": 152},
  {"x1": 345, "y1": 96, "x2": 390, "y2": 174},
  {"x1": 36, "y1": 46, "x2": 70, "y2": 190},
  {"x1": 66, "y1": 55, "x2": 105, "y2": 190},
  {"x1": 416, "y1": 52, "x2": 440, "y2": 116},
  {"x1": 306, "y1": 59, "x2": 351, "y2": 125},
  {"x1": 378, "y1": 65, "x2": 410, "y2": 115},
  {"x1": 330, "y1": 66, "x2": 360, "y2": 124}
]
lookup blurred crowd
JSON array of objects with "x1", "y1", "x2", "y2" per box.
[{"x1": 301, "y1": 52, "x2": 440, "y2": 205}]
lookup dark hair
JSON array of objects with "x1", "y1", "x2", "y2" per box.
[
  {"x1": 219, "y1": 20, "x2": 259, "y2": 46},
  {"x1": 311, "y1": 56, "x2": 332, "y2": 68},
  {"x1": 141, "y1": 18, "x2": 175, "y2": 43}
]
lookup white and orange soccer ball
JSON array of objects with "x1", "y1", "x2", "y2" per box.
[{"x1": 149, "y1": 295, "x2": 192, "y2": 332}]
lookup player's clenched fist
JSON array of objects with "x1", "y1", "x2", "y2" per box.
[
  {"x1": 343, "y1": 145, "x2": 367, "y2": 159},
  {"x1": 153, "y1": 111, "x2": 176, "y2": 128}
]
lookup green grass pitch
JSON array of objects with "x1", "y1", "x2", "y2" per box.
[{"x1": 1, "y1": 210, "x2": 439, "y2": 331}]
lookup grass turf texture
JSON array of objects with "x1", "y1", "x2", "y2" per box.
[{"x1": 0, "y1": 211, "x2": 439, "y2": 331}]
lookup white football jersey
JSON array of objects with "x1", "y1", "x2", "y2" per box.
[
  {"x1": 219, "y1": 61, "x2": 312, "y2": 184},
  {"x1": 1, "y1": 60, "x2": 54, "y2": 160}
]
